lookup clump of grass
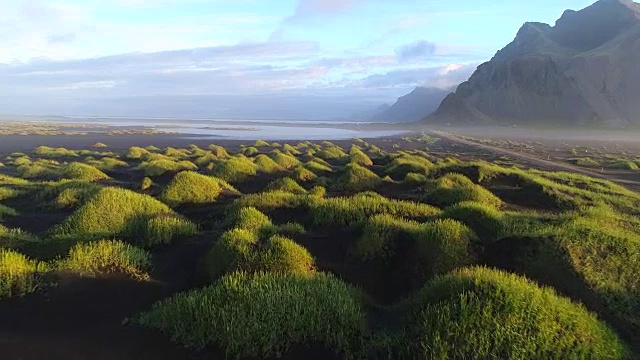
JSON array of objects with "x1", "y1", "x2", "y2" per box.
[
  {"x1": 137, "y1": 271, "x2": 367, "y2": 358},
  {"x1": 141, "y1": 214, "x2": 198, "y2": 247},
  {"x1": 92, "y1": 142, "x2": 108, "y2": 148},
  {"x1": 0, "y1": 204, "x2": 18, "y2": 219},
  {"x1": 0, "y1": 174, "x2": 30, "y2": 186},
  {"x1": 0, "y1": 225, "x2": 40, "y2": 254},
  {"x1": 209, "y1": 145, "x2": 229, "y2": 158},
  {"x1": 428, "y1": 173, "x2": 502, "y2": 208},
  {"x1": 164, "y1": 147, "x2": 190, "y2": 159},
  {"x1": 349, "y1": 146, "x2": 373, "y2": 166},
  {"x1": 317, "y1": 146, "x2": 348, "y2": 160},
  {"x1": 305, "y1": 159, "x2": 333, "y2": 173},
  {"x1": 385, "y1": 153, "x2": 434, "y2": 179},
  {"x1": 404, "y1": 172, "x2": 428, "y2": 184},
  {"x1": 53, "y1": 187, "x2": 197, "y2": 246},
  {"x1": 0, "y1": 187, "x2": 24, "y2": 201},
  {"x1": 311, "y1": 193, "x2": 440, "y2": 227},
  {"x1": 135, "y1": 159, "x2": 198, "y2": 177},
  {"x1": 272, "y1": 153, "x2": 301, "y2": 170},
  {"x1": 62, "y1": 162, "x2": 110, "y2": 182},
  {"x1": 233, "y1": 191, "x2": 316, "y2": 212},
  {"x1": 211, "y1": 157, "x2": 258, "y2": 183},
  {"x1": 0, "y1": 249, "x2": 38, "y2": 299},
  {"x1": 53, "y1": 182, "x2": 102, "y2": 209},
  {"x1": 442, "y1": 201, "x2": 504, "y2": 241},
  {"x1": 290, "y1": 166, "x2": 318, "y2": 182},
  {"x1": 124, "y1": 146, "x2": 151, "y2": 160},
  {"x1": 161, "y1": 171, "x2": 225, "y2": 206},
  {"x1": 254, "y1": 139, "x2": 270, "y2": 148},
  {"x1": 242, "y1": 146, "x2": 259, "y2": 156},
  {"x1": 17, "y1": 159, "x2": 62, "y2": 179},
  {"x1": 387, "y1": 267, "x2": 628, "y2": 359},
  {"x1": 34, "y1": 146, "x2": 79, "y2": 158},
  {"x1": 253, "y1": 154, "x2": 284, "y2": 174},
  {"x1": 58, "y1": 240, "x2": 151, "y2": 280},
  {"x1": 86, "y1": 157, "x2": 129, "y2": 171},
  {"x1": 282, "y1": 143, "x2": 301, "y2": 155},
  {"x1": 265, "y1": 177, "x2": 307, "y2": 195},
  {"x1": 356, "y1": 215, "x2": 475, "y2": 277},
  {"x1": 339, "y1": 162, "x2": 382, "y2": 191},
  {"x1": 141, "y1": 177, "x2": 153, "y2": 190}
]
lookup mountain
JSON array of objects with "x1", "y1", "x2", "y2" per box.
[
  {"x1": 372, "y1": 87, "x2": 450, "y2": 123},
  {"x1": 428, "y1": 0, "x2": 640, "y2": 127},
  {"x1": 350, "y1": 103, "x2": 391, "y2": 121}
]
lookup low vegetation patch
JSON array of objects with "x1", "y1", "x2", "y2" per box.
[
  {"x1": 0, "y1": 249, "x2": 38, "y2": 299},
  {"x1": 137, "y1": 272, "x2": 367, "y2": 358},
  {"x1": 53, "y1": 187, "x2": 197, "y2": 246},
  {"x1": 58, "y1": 240, "x2": 151, "y2": 280},
  {"x1": 161, "y1": 171, "x2": 226, "y2": 206},
  {"x1": 387, "y1": 267, "x2": 628, "y2": 359}
]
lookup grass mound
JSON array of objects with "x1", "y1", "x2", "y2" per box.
[
  {"x1": 34, "y1": 146, "x2": 78, "y2": 158},
  {"x1": 53, "y1": 187, "x2": 197, "y2": 246},
  {"x1": 428, "y1": 173, "x2": 502, "y2": 208},
  {"x1": 233, "y1": 191, "x2": 315, "y2": 212},
  {"x1": 253, "y1": 154, "x2": 284, "y2": 173},
  {"x1": 58, "y1": 240, "x2": 151, "y2": 280},
  {"x1": 349, "y1": 146, "x2": 373, "y2": 166},
  {"x1": 442, "y1": 201, "x2": 504, "y2": 241},
  {"x1": 62, "y1": 162, "x2": 110, "y2": 182},
  {"x1": 339, "y1": 162, "x2": 382, "y2": 191},
  {"x1": 272, "y1": 153, "x2": 301, "y2": 170},
  {"x1": 317, "y1": 146, "x2": 348, "y2": 160},
  {"x1": 0, "y1": 249, "x2": 38, "y2": 299},
  {"x1": 135, "y1": 159, "x2": 198, "y2": 177},
  {"x1": 124, "y1": 146, "x2": 151, "y2": 160},
  {"x1": 206, "y1": 207, "x2": 313, "y2": 279},
  {"x1": 211, "y1": 157, "x2": 258, "y2": 183},
  {"x1": 290, "y1": 166, "x2": 318, "y2": 182},
  {"x1": 265, "y1": 177, "x2": 307, "y2": 194},
  {"x1": 385, "y1": 153, "x2": 434, "y2": 179},
  {"x1": 389, "y1": 267, "x2": 628, "y2": 359},
  {"x1": 0, "y1": 204, "x2": 18, "y2": 219},
  {"x1": 356, "y1": 215, "x2": 475, "y2": 278},
  {"x1": 311, "y1": 193, "x2": 440, "y2": 227},
  {"x1": 137, "y1": 272, "x2": 366, "y2": 358},
  {"x1": 161, "y1": 171, "x2": 225, "y2": 206}
]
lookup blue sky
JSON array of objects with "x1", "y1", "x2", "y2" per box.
[{"x1": 0, "y1": 0, "x2": 598, "y2": 118}]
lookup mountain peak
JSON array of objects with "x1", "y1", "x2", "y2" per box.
[{"x1": 427, "y1": 0, "x2": 640, "y2": 127}]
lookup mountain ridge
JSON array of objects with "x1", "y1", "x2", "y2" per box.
[{"x1": 426, "y1": 0, "x2": 640, "y2": 127}]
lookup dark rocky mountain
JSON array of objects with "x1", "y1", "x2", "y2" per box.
[
  {"x1": 371, "y1": 87, "x2": 450, "y2": 123},
  {"x1": 428, "y1": 0, "x2": 640, "y2": 127}
]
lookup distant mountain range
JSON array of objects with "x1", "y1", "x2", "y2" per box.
[
  {"x1": 424, "y1": 0, "x2": 640, "y2": 127},
  {"x1": 355, "y1": 87, "x2": 450, "y2": 123}
]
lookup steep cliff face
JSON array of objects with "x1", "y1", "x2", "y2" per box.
[{"x1": 429, "y1": 0, "x2": 640, "y2": 127}]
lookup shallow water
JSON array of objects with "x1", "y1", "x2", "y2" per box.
[{"x1": 5, "y1": 116, "x2": 407, "y2": 140}]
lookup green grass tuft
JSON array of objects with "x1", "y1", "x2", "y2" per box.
[{"x1": 137, "y1": 271, "x2": 367, "y2": 358}]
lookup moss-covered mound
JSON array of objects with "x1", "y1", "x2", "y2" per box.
[
  {"x1": 265, "y1": 177, "x2": 307, "y2": 194},
  {"x1": 339, "y1": 162, "x2": 382, "y2": 191},
  {"x1": 62, "y1": 162, "x2": 110, "y2": 182},
  {"x1": 161, "y1": 171, "x2": 227, "y2": 206},
  {"x1": 389, "y1": 267, "x2": 629, "y2": 359},
  {"x1": 428, "y1": 173, "x2": 502, "y2": 208},
  {"x1": 0, "y1": 249, "x2": 38, "y2": 299},
  {"x1": 211, "y1": 157, "x2": 258, "y2": 183},
  {"x1": 311, "y1": 192, "x2": 440, "y2": 227},
  {"x1": 53, "y1": 187, "x2": 197, "y2": 246},
  {"x1": 58, "y1": 239, "x2": 151, "y2": 279},
  {"x1": 137, "y1": 272, "x2": 367, "y2": 358}
]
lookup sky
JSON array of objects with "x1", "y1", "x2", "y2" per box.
[{"x1": 0, "y1": 0, "x2": 598, "y2": 119}]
